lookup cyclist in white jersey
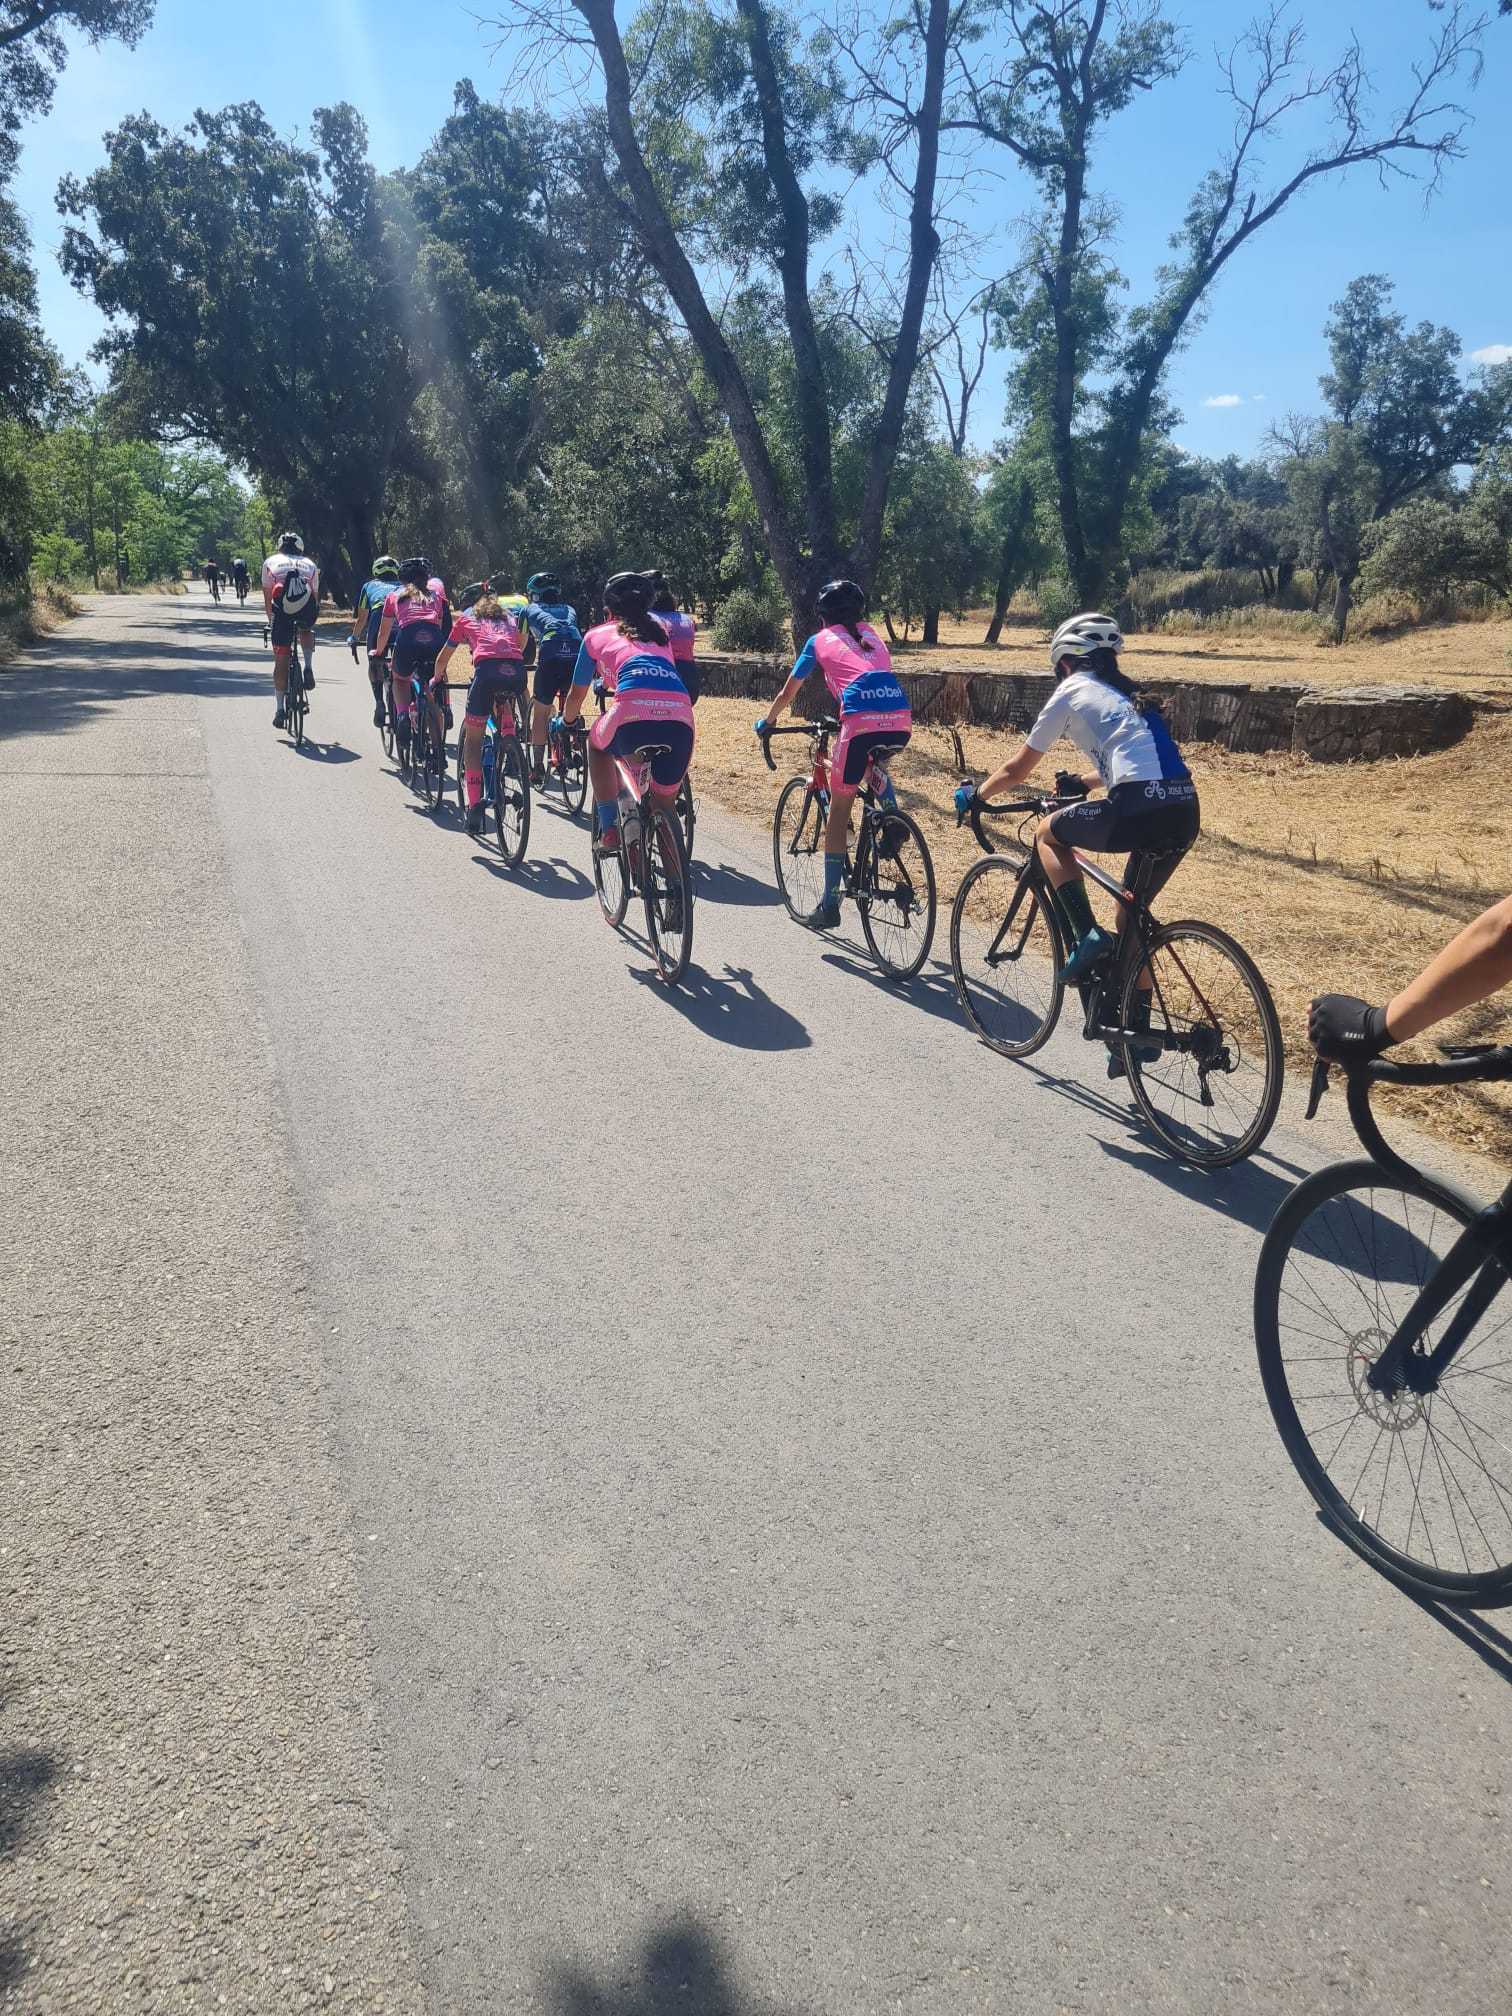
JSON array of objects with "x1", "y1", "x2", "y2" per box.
[{"x1": 261, "y1": 532, "x2": 320, "y2": 727}]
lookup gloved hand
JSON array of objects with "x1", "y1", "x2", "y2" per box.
[
  {"x1": 754, "y1": 716, "x2": 769, "y2": 737},
  {"x1": 953, "y1": 781, "x2": 978, "y2": 817},
  {"x1": 1055, "y1": 769, "x2": 1088, "y2": 801},
  {"x1": 1309, "y1": 994, "x2": 1394, "y2": 1061},
  {"x1": 549, "y1": 712, "x2": 567, "y2": 736}
]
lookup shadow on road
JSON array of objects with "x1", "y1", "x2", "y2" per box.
[
  {"x1": 693, "y1": 858, "x2": 780, "y2": 908},
  {"x1": 820, "y1": 950, "x2": 965, "y2": 1024},
  {"x1": 630, "y1": 962, "x2": 810, "y2": 1052},
  {"x1": 472, "y1": 853, "x2": 595, "y2": 901},
  {"x1": 1314, "y1": 1515, "x2": 1512, "y2": 1686},
  {"x1": 1092, "y1": 1134, "x2": 1298, "y2": 1236},
  {"x1": 292, "y1": 738, "x2": 360, "y2": 765},
  {"x1": 0, "y1": 627, "x2": 270, "y2": 743},
  {"x1": 0, "y1": 1741, "x2": 60, "y2": 1993},
  {"x1": 544, "y1": 1917, "x2": 806, "y2": 2016}
]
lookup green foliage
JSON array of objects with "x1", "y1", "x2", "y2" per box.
[
  {"x1": 712, "y1": 584, "x2": 785, "y2": 652},
  {"x1": 874, "y1": 441, "x2": 986, "y2": 627}
]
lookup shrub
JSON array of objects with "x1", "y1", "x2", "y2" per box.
[
  {"x1": 1034, "y1": 576, "x2": 1083, "y2": 634},
  {"x1": 713, "y1": 585, "x2": 784, "y2": 652},
  {"x1": 32, "y1": 532, "x2": 86, "y2": 583}
]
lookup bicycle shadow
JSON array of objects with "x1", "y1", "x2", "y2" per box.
[
  {"x1": 1090, "y1": 1135, "x2": 1299, "y2": 1235},
  {"x1": 0, "y1": 1740, "x2": 60, "y2": 1993},
  {"x1": 543, "y1": 1915, "x2": 807, "y2": 2015},
  {"x1": 693, "y1": 859, "x2": 780, "y2": 908},
  {"x1": 1319, "y1": 1514, "x2": 1512, "y2": 1687},
  {"x1": 820, "y1": 950, "x2": 966, "y2": 1021},
  {"x1": 628, "y1": 962, "x2": 811, "y2": 1052},
  {"x1": 292, "y1": 738, "x2": 360, "y2": 764},
  {"x1": 472, "y1": 853, "x2": 594, "y2": 901}
]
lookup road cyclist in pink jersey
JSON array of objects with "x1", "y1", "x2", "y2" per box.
[
  {"x1": 555, "y1": 570, "x2": 694, "y2": 870},
  {"x1": 755, "y1": 577, "x2": 912, "y2": 930},
  {"x1": 433, "y1": 588, "x2": 527, "y2": 838},
  {"x1": 372, "y1": 557, "x2": 452, "y2": 774},
  {"x1": 648, "y1": 574, "x2": 698, "y2": 703}
]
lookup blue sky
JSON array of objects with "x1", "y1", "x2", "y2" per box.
[{"x1": 12, "y1": 0, "x2": 1512, "y2": 462}]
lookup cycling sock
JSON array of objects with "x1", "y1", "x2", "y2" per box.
[
  {"x1": 823, "y1": 851, "x2": 845, "y2": 903},
  {"x1": 595, "y1": 798, "x2": 620, "y2": 838},
  {"x1": 464, "y1": 768, "x2": 483, "y2": 808},
  {"x1": 1054, "y1": 877, "x2": 1095, "y2": 943}
]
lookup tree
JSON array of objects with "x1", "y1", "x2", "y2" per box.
[
  {"x1": 874, "y1": 435, "x2": 985, "y2": 641},
  {"x1": 492, "y1": 0, "x2": 958, "y2": 636},
  {"x1": 1359, "y1": 452, "x2": 1512, "y2": 606},
  {"x1": 960, "y1": 1, "x2": 1488, "y2": 607}
]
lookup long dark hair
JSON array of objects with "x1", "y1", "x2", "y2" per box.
[{"x1": 1071, "y1": 643, "x2": 1166, "y2": 718}]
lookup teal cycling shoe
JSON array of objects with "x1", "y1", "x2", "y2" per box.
[
  {"x1": 1058, "y1": 925, "x2": 1116, "y2": 985},
  {"x1": 803, "y1": 899, "x2": 843, "y2": 931}
]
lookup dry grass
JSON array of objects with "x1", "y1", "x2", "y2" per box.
[
  {"x1": 692, "y1": 692, "x2": 1512, "y2": 1165},
  {"x1": 0, "y1": 582, "x2": 79, "y2": 665}
]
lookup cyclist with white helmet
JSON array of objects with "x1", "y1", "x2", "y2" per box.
[
  {"x1": 261, "y1": 532, "x2": 320, "y2": 729},
  {"x1": 956, "y1": 611, "x2": 1199, "y2": 1075}
]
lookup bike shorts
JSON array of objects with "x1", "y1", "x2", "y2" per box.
[
  {"x1": 591, "y1": 694, "x2": 695, "y2": 791},
  {"x1": 532, "y1": 656, "x2": 576, "y2": 708},
  {"x1": 465, "y1": 657, "x2": 526, "y2": 723},
  {"x1": 1048, "y1": 780, "x2": 1200, "y2": 900},
  {"x1": 270, "y1": 606, "x2": 316, "y2": 648},
  {"x1": 833, "y1": 711, "x2": 911, "y2": 790},
  {"x1": 393, "y1": 623, "x2": 444, "y2": 679}
]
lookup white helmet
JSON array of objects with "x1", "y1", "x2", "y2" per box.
[{"x1": 1049, "y1": 611, "x2": 1124, "y2": 671}]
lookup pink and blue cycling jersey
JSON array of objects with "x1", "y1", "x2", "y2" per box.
[
  {"x1": 382, "y1": 581, "x2": 449, "y2": 632},
  {"x1": 571, "y1": 621, "x2": 688, "y2": 702},
  {"x1": 659, "y1": 611, "x2": 696, "y2": 663},
  {"x1": 448, "y1": 607, "x2": 522, "y2": 662},
  {"x1": 790, "y1": 621, "x2": 909, "y2": 720}
]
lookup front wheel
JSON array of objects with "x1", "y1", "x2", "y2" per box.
[
  {"x1": 1123, "y1": 919, "x2": 1283, "y2": 1168},
  {"x1": 494, "y1": 735, "x2": 531, "y2": 867},
  {"x1": 1255, "y1": 1158, "x2": 1512, "y2": 1605},
  {"x1": 644, "y1": 803, "x2": 693, "y2": 984},
  {"x1": 857, "y1": 807, "x2": 935, "y2": 980},
  {"x1": 949, "y1": 850, "x2": 1064, "y2": 1058},
  {"x1": 772, "y1": 776, "x2": 825, "y2": 921}
]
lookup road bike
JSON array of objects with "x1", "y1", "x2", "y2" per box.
[
  {"x1": 759, "y1": 717, "x2": 936, "y2": 982},
  {"x1": 1256, "y1": 1042, "x2": 1512, "y2": 1605},
  {"x1": 949, "y1": 787, "x2": 1282, "y2": 1167},
  {"x1": 544, "y1": 711, "x2": 589, "y2": 815},
  {"x1": 592, "y1": 738, "x2": 694, "y2": 985},
  {"x1": 206, "y1": 572, "x2": 221, "y2": 604},
  {"x1": 586, "y1": 681, "x2": 694, "y2": 851},
  {"x1": 351, "y1": 638, "x2": 398, "y2": 759},
  {"x1": 396, "y1": 660, "x2": 448, "y2": 808},
  {"x1": 233, "y1": 571, "x2": 249, "y2": 605},
  {"x1": 454, "y1": 685, "x2": 531, "y2": 868},
  {"x1": 263, "y1": 623, "x2": 306, "y2": 749}
]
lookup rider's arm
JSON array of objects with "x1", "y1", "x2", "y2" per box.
[
  {"x1": 1386, "y1": 896, "x2": 1512, "y2": 1042},
  {"x1": 561, "y1": 639, "x2": 596, "y2": 725},
  {"x1": 373, "y1": 613, "x2": 394, "y2": 656},
  {"x1": 762, "y1": 638, "x2": 818, "y2": 730},
  {"x1": 975, "y1": 742, "x2": 1043, "y2": 798}
]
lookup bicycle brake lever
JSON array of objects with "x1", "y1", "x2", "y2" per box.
[
  {"x1": 1304, "y1": 1055, "x2": 1330, "y2": 1120},
  {"x1": 1439, "y1": 1041, "x2": 1499, "y2": 1059}
]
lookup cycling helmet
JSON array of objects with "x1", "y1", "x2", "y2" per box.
[
  {"x1": 278, "y1": 531, "x2": 304, "y2": 555},
  {"x1": 525, "y1": 571, "x2": 561, "y2": 600},
  {"x1": 816, "y1": 577, "x2": 866, "y2": 623},
  {"x1": 1049, "y1": 611, "x2": 1124, "y2": 670},
  {"x1": 398, "y1": 556, "x2": 430, "y2": 587},
  {"x1": 603, "y1": 569, "x2": 654, "y2": 614},
  {"x1": 372, "y1": 554, "x2": 399, "y2": 581},
  {"x1": 644, "y1": 569, "x2": 677, "y2": 613}
]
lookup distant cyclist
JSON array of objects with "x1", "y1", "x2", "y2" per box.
[
  {"x1": 434, "y1": 586, "x2": 526, "y2": 837},
  {"x1": 1311, "y1": 897, "x2": 1512, "y2": 1060},
  {"x1": 556, "y1": 571, "x2": 693, "y2": 862},
  {"x1": 756, "y1": 577, "x2": 911, "y2": 932},
  {"x1": 954, "y1": 611, "x2": 1198, "y2": 1077},
  {"x1": 230, "y1": 557, "x2": 249, "y2": 604},
  {"x1": 372, "y1": 558, "x2": 451, "y2": 763},
  {"x1": 203, "y1": 560, "x2": 222, "y2": 603},
  {"x1": 648, "y1": 574, "x2": 698, "y2": 702},
  {"x1": 261, "y1": 533, "x2": 320, "y2": 730},
  {"x1": 348, "y1": 554, "x2": 401, "y2": 725},
  {"x1": 518, "y1": 570, "x2": 582, "y2": 786}
]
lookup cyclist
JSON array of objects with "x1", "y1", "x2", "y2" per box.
[
  {"x1": 755, "y1": 577, "x2": 911, "y2": 932},
  {"x1": 1310, "y1": 897, "x2": 1512, "y2": 1059},
  {"x1": 348, "y1": 554, "x2": 401, "y2": 725},
  {"x1": 519, "y1": 570, "x2": 582, "y2": 786},
  {"x1": 230, "y1": 557, "x2": 249, "y2": 604},
  {"x1": 556, "y1": 570, "x2": 693, "y2": 861},
  {"x1": 203, "y1": 560, "x2": 221, "y2": 602},
  {"x1": 372, "y1": 557, "x2": 451, "y2": 764},
  {"x1": 648, "y1": 575, "x2": 698, "y2": 702},
  {"x1": 433, "y1": 586, "x2": 526, "y2": 837},
  {"x1": 953, "y1": 610, "x2": 1198, "y2": 1076},
  {"x1": 261, "y1": 533, "x2": 321, "y2": 729}
]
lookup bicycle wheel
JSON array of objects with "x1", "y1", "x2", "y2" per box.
[
  {"x1": 421, "y1": 707, "x2": 446, "y2": 810},
  {"x1": 380, "y1": 693, "x2": 395, "y2": 761},
  {"x1": 495, "y1": 735, "x2": 531, "y2": 868},
  {"x1": 675, "y1": 774, "x2": 696, "y2": 858},
  {"x1": 1255, "y1": 1158, "x2": 1512, "y2": 1604},
  {"x1": 592, "y1": 826, "x2": 630, "y2": 929},
  {"x1": 560, "y1": 725, "x2": 589, "y2": 817},
  {"x1": 644, "y1": 803, "x2": 693, "y2": 984},
  {"x1": 772, "y1": 776, "x2": 825, "y2": 921},
  {"x1": 858, "y1": 808, "x2": 936, "y2": 981},
  {"x1": 288, "y1": 679, "x2": 306, "y2": 749},
  {"x1": 949, "y1": 850, "x2": 1065, "y2": 1058},
  {"x1": 1124, "y1": 919, "x2": 1283, "y2": 1168}
]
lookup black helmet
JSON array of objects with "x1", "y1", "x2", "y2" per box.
[
  {"x1": 278, "y1": 531, "x2": 304, "y2": 555},
  {"x1": 398, "y1": 556, "x2": 430, "y2": 587},
  {"x1": 817, "y1": 577, "x2": 865, "y2": 623},
  {"x1": 603, "y1": 569, "x2": 653, "y2": 614},
  {"x1": 526, "y1": 571, "x2": 561, "y2": 600},
  {"x1": 644, "y1": 569, "x2": 677, "y2": 613},
  {"x1": 488, "y1": 568, "x2": 513, "y2": 593}
]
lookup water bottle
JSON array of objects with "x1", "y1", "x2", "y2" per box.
[{"x1": 482, "y1": 726, "x2": 496, "y2": 799}]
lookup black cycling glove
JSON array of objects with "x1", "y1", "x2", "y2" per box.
[
  {"x1": 1054, "y1": 769, "x2": 1088, "y2": 801},
  {"x1": 1308, "y1": 993, "x2": 1393, "y2": 1061}
]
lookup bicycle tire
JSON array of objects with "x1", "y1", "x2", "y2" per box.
[
  {"x1": 1255, "y1": 1157, "x2": 1512, "y2": 1605},
  {"x1": 592, "y1": 828, "x2": 630, "y2": 929},
  {"x1": 495, "y1": 735, "x2": 531, "y2": 868},
  {"x1": 1123, "y1": 918, "x2": 1283, "y2": 1168},
  {"x1": 949, "y1": 850, "x2": 1065, "y2": 1058},
  {"x1": 560, "y1": 726, "x2": 589, "y2": 817},
  {"x1": 381, "y1": 694, "x2": 395, "y2": 761},
  {"x1": 288, "y1": 679, "x2": 306, "y2": 749},
  {"x1": 772, "y1": 775, "x2": 825, "y2": 921},
  {"x1": 675, "y1": 774, "x2": 696, "y2": 858},
  {"x1": 857, "y1": 807, "x2": 935, "y2": 981},
  {"x1": 644, "y1": 803, "x2": 693, "y2": 984},
  {"x1": 421, "y1": 706, "x2": 446, "y2": 810}
]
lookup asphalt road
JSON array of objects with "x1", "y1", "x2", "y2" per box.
[{"x1": 6, "y1": 591, "x2": 1511, "y2": 2015}]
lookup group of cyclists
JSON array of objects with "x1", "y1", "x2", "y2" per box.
[
  {"x1": 243, "y1": 528, "x2": 1510, "y2": 1076},
  {"x1": 202, "y1": 557, "x2": 251, "y2": 605}
]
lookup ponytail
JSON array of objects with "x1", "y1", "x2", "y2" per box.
[
  {"x1": 841, "y1": 617, "x2": 876, "y2": 654},
  {"x1": 1081, "y1": 643, "x2": 1159, "y2": 715},
  {"x1": 616, "y1": 609, "x2": 670, "y2": 647},
  {"x1": 473, "y1": 592, "x2": 504, "y2": 619}
]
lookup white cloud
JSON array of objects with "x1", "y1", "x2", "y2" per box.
[
  {"x1": 1203, "y1": 393, "x2": 1244, "y2": 409},
  {"x1": 1251, "y1": 393, "x2": 1266, "y2": 402},
  {"x1": 1470, "y1": 344, "x2": 1512, "y2": 367}
]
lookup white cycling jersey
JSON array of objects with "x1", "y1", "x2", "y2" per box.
[
  {"x1": 262, "y1": 552, "x2": 320, "y2": 603},
  {"x1": 1026, "y1": 670, "x2": 1189, "y2": 790}
]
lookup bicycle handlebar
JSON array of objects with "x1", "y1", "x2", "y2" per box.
[
  {"x1": 1307, "y1": 1042, "x2": 1512, "y2": 1170},
  {"x1": 756, "y1": 718, "x2": 840, "y2": 773}
]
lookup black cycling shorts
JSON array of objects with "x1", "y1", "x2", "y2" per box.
[
  {"x1": 270, "y1": 605, "x2": 316, "y2": 648},
  {"x1": 465, "y1": 658, "x2": 527, "y2": 721},
  {"x1": 1049, "y1": 780, "x2": 1200, "y2": 898},
  {"x1": 531, "y1": 656, "x2": 576, "y2": 708},
  {"x1": 393, "y1": 622, "x2": 445, "y2": 679},
  {"x1": 836, "y1": 724, "x2": 910, "y2": 789}
]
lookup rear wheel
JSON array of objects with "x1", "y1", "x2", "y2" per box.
[
  {"x1": 950, "y1": 850, "x2": 1065, "y2": 1058},
  {"x1": 559, "y1": 724, "x2": 589, "y2": 816},
  {"x1": 593, "y1": 826, "x2": 630, "y2": 929},
  {"x1": 772, "y1": 776, "x2": 825, "y2": 921},
  {"x1": 1124, "y1": 919, "x2": 1283, "y2": 1168},
  {"x1": 675, "y1": 774, "x2": 696, "y2": 858},
  {"x1": 494, "y1": 735, "x2": 531, "y2": 867},
  {"x1": 857, "y1": 807, "x2": 935, "y2": 980},
  {"x1": 288, "y1": 678, "x2": 306, "y2": 749},
  {"x1": 643, "y1": 804, "x2": 693, "y2": 984},
  {"x1": 421, "y1": 704, "x2": 447, "y2": 810}
]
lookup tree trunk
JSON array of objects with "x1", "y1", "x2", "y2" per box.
[
  {"x1": 1329, "y1": 568, "x2": 1354, "y2": 645},
  {"x1": 922, "y1": 605, "x2": 940, "y2": 646},
  {"x1": 882, "y1": 609, "x2": 902, "y2": 645}
]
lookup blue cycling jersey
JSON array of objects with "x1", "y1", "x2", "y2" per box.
[
  {"x1": 521, "y1": 600, "x2": 581, "y2": 660},
  {"x1": 354, "y1": 577, "x2": 394, "y2": 650}
]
